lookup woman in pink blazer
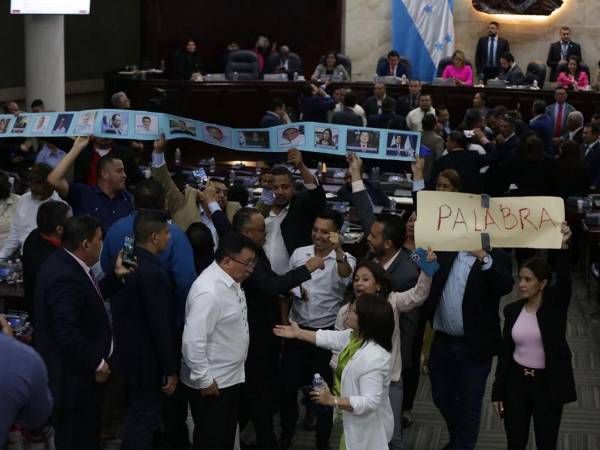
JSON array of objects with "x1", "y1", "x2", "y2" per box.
[
  {"x1": 442, "y1": 50, "x2": 473, "y2": 86},
  {"x1": 556, "y1": 56, "x2": 589, "y2": 90}
]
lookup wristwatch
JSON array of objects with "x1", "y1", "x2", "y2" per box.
[{"x1": 481, "y1": 254, "x2": 491, "y2": 265}]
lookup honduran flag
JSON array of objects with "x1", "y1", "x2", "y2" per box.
[{"x1": 392, "y1": 0, "x2": 455, "y2": 82}]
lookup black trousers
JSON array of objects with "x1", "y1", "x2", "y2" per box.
[
  {"x1": 53, "y1": 385, "x2": 104, "y2": 450},
  {"x1": 503, "y1": 363, "x2": 564, "y2": 450},
  {"x1": 186, "y1": 383, "x2": 241, "y2": 450},
  {"x1": 279, "y1": 334, "x2": 333, "y2": 449},
  {"x1": 121, "y1": 387, "x2": 162, "y2": 450},
  {"x1": 402, "y1": 316, "x2": 428, "y2": 411},
  {"x1": 239, "y1": 353, "x2": 278, "y2": 449}
]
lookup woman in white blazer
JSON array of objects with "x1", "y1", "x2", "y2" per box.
[{"x1": 274, "y1": 293, "x2": 396, "y2": 450}]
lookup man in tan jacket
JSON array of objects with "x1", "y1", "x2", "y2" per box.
[{"x1": 151, "y1": 137, "x2": 241, "y2": 242}]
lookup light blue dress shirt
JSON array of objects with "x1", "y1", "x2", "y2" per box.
[{"x1": 433, "y1": 251, "x2": 492, "y2": 336}]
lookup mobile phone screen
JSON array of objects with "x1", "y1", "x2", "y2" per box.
[
  {"x1": 192, "y1": 168, "x2": 208, "y2": 189},
  {"x1": 122, "y1": 236, "x2": 136, "y2": 267}
]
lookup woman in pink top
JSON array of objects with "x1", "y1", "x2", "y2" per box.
[
  {"x1": 442, "y1": 50, "x2": 473, "y2": 86},
  {"x1": 492, "y1": 223, "x2": 575, "y2": 450},
  {"x1": 556, "y1": 56, "x2": 590, "y2": 90},
  {"x1": 331, "y1": 256, "x2": 436, "y2": 450}
]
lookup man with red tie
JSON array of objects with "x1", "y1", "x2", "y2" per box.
[
  {"x1": 546, "y1": 87, "x2": 576, "y2": 139},
  {"x1": 377, "y1": 50, "x2": 410, "y2": 78}
]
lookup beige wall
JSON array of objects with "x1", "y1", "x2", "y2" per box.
[{"x1": 344, "y1": 0, "x2": 599, "y2": 81}]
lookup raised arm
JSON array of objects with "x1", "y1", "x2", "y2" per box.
[
  {"x1": 347, "y1": 153, "x2": 376, "y2": 233},
  {"x1": 273, "y1": 319, "x2": 318, "y2": 345},
  {"x1": 47, "y1": 136, "x2": 91, "y2": 198},
  {"x1": 151, "y1": 135, "x2": 186, "y2": 216},
  {"x1": 388, "y1": 270, "x2": 433, "y2": 313}
]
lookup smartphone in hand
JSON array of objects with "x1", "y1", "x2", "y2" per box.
[
  {"x1": 410, "y1": 247, "x2": 440, "y2": 277},
  {"x1": 122, "y1": 236, "x2": 136, "y2": 268}
]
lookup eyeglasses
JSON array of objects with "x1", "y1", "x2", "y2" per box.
[{"x1": 230, "y1": 256, "x2": 257, "y2": 269}]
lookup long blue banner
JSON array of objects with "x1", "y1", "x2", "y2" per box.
[{"x1": 0, "y1": 110, "x2": 421, "y2": 161}]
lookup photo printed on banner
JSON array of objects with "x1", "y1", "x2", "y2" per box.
[
  {"x1": 386, "y1": 132, "x2": 417, "y2": 158},
  {"x1": 102, "y1": 111, "x2": 129, "y2": 135},
  {"x1": 204, "y1": 124, "x2": 232, "y2": 146},
  {"x1": 52, "y1": 113, "x2": 74, "y2": 134},
  {"x1": 135, "y1": 113, "x2": 159, "y2": 135},
  {"x1": 73, "y1": 111, "x2": 97, "y2": 135},
  {"x1": 314, "y1": 126, "x2": 339, "y2": 149},
  {"x1": 238, "y1": 130, "x2": 270, "y2": 149},
  {"x1": 346, "y1": 129, "x2": 380, "y2": 154},
  {"x1": 278, "y1": 125, "x2": 306, "y2": 147},
  {"x1": 169, "y1": 117, "x2": 197, "y2": 136}
]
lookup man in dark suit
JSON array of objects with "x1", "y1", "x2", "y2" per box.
[
  {"x1": 257, "y1": 149, "x2": 326, "y2": 275},
  {"x1": 429, "y1": 131, "x2": 498, "y2": 194},
  {"x1": 232, "y1": 208, "x2": 324, "y2": 450},
  {"x1": 529, "y1": 100, "x2": 555, "y2": 157},
  {"x1": 110, "y1": 210, "x2": 178, "y2": 450},
  {"x1": 561, "y1": 110, "x2": 584, "y2": 145},
  {"x1": 396, "y1": 80, "x2": 422, "y2": 117},
  {"x1": 260, "y1": 97, "x2": 288, "y2": 128},
  {"x1": 545, "y1": 87, "x2": 576, "y2": 140},
  {"x1": 495, "y1": 116, "x2": 521, "y2": 160},
  {"x1": 475, "y1": 21, "x2": 510, "y2": 80},
  {"x1": 547, "y1": 26, "x2": 582, "y2": 81},
  {"x1": 424, "y1": 246, "x2": 513, "y2": 450},
  {"x1": 22, "y1": 200, "x2": 70, "y2": 312},
  {"x1": 348, "y1": 154, "x2": 419, "y2": 448},
  {"x1": 367, "y1": 97, "x2": 401, "y2": 129},
  {"x1": 34, "y1": 215, "x2": 131, "y2": 450},
  {"x1": 376, "y1": 50, "x2": 410, "y2": 78},
  {"x1": 363, "y1": 82, "x2": 391, "y2": 116},
  {"x1": 265, "y1": 45, "x2": 303, "y2": 76},
  {"x1": 582, "y1": 122, "x2": 600, "y2": 189},
  {"x1": 497, "y1": 52, "x2": 525, "y2": 85},
  {"x1": 331, "y1": 92, "x2": 363, "y2": 126},
  {"x1": 73, "y1": 137, "x2": 144, "y2": 188}
]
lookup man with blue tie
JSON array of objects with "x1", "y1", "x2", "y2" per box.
[
  {"x1": 545, "y1": 87, "x2": 576, "y2": 141},
  {"x1": 547, "y1": 26, "x2": 583, "y2": 81},
  {"x1": 475, "y1": 22, "x2": 510, "y2": 81}
]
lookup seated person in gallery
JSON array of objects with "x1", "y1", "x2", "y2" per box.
[{"x1": 442, "y1": 50, "x2": 473, "y2": 86}]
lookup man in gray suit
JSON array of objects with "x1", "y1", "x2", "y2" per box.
[
  {"x1": 347, "y1": 153, "x2": 419, "y2": 450},
  {"x1": 497, "y1": 52, "x2": 525, "y2": 85}
]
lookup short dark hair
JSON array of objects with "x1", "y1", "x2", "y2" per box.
[
  {"x1": 447, "y1": 130, "x2": 467, "y2": 148},
  {"x1": 97, "y1": 155, "x2": 123, "y2": 175},
  {"x1": 270, "y1": 165, "x2": 294, "y2": 182},
  {"x1": 463, "y1": 108, "x2": 483, "y2": 128},
  {"x1": 584, "y1": 122, "x2": 600, "y2": 135},
  {"x1": 134, "y1": 179, "x2": 165, "y2": 210},
  {"x1": 422, "y1": 113, "x2": 437, "y2": 131},
  {"x1": 270, "y1": 97, "x2": 285, "y2": 111},
  {"x1": 186, "y1": 222, "x2": 214, "y2": 273},
  {"x1": 228, "y1": 183, "x2": 249, "y2": 206},
  {"x1": 474, "y1": 91, "x2": 487, "y2": 103},
  {"x1": 62, "y1": 215, "x2": 102, "y2": 252},
  {"x1": 560, "y1": 26, "x2": 571, "y2": 32},
  {"x1": 489, "y1": 21, "x2": 499, "y2": 27},
  {"x1": 382, "y1": 97, "x2": 396, "y2": 113},
  {"x1": 232, "y1": 207, "x2": 261, "y2": 231},
  {"x1": 214, "y1": 232, "x2": 256, "y2": 262},
  {"x1": 532, "y1": 99, "x2": 547, "y2": 115},
  {"x1": 377, "y1": 214, "x2": 406, "y2": 249},
  {"x1": 36, "y1": 200, "x2": 70, "y2": 235},
  {"x1": 134, "y1": 209, "x2": 169, "y2": 244},
  {"x1": 0, "y1": 171, "x2": 10, "y2": 200},
  {"x1": 300, "y1": 82, "x2": 313, "y2": 97},
  {"x1": 554, "y1": 86, "x2": 567, "y2": 94},
  {"x1": 315, "y1": 207, "x2": 344, "y2": 231},
  {"x1": 435, "y1": 104, "x2": 448, "y2": 114},
  {"x1": 344, "y1": 92, "x2": 358, "y2": 108},
  {"x1": 356, "y1": 293, "x2": 394, "y2": 352},
  {"x1": 387, "y1": 50, "x2": 400, "y2": 59},
  {"x1": 501, "y1": 115, "x2": 516, "y2": 130},
  {"x1": 500, "y1": 52, "x2": 514, "y2": 63},
  {"x1": 111, "y1": 113, "x2": 121, "y2": 121},
  {"x1": 387, "y1": 115, "x2": 408, "y2": 131},
  {"x1": 30, "y1": 99, "x2": 44, "y2": 109},
  {"x1": 30, "y1": 163, "x2": 53, "y2": 185}
]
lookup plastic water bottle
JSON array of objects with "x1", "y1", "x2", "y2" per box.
[
  {"x1": 293, "y1": 71, "x2": 298, "y2": 81},
  {"x1": 401, "y1": 74, "x2": 407, "y2": 84},
  {"x1": 255, "y1": 161, "x2": 262, "y2": 177},
  {"x1": 229, "y1": 169, "x2": 236, "y2": 185},
  {"x1": 174, "y1": 148, "x2": 181, "y2": 166},
  {"x1": 532, "y1": 79, "x2": 539, "y2": 90},
  {"x1": 233, "y1": 71, "x2": 239, "y2": 81},
  {"x1": 313, "y1": 373, "x2": 325, "y2": 392},
  {"x1": 373, "y1": 73, "x2": 378, "y2": 82},
  {"x1": 209, "y1": 157, "x2": 216, "y2": 174}
]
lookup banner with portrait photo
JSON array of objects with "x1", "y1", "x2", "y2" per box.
[{"x1": 0, "y1": 109, "x2": 422, "y2": 161}]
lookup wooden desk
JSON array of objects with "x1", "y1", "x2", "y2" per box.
[{"x1": 104, "y1": 74, "x2": 600, "y2": 130}]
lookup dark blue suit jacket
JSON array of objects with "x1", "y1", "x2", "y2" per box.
[
  {"x1": 584, "y1": 141, "x2": 600, "y2": 188},
  {"x1": 529, "y1": 114, "x2": 555, "y2": 157},
  {"x1": 34, "y1": 249, "x2": 123, "y2": 407},
  {"x1": 377, "y1": 61, "x2": 410, "y2": 78}
]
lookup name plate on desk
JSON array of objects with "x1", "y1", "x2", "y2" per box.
[{"x1": 415, "y1": 191, "x2": 564, "y2": 251}]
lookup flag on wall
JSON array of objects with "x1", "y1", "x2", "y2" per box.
[{"x1": 392, "y1": 0, "x2": 455, "y2": 82}]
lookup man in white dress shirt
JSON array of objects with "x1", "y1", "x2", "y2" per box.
[
  {"x1": 406, "y1": 94, "x2": 436, "y2": 132},
  {"x1": 180, "y1": 233, "x2": 257, "y2": 450},
  {"x1": 0, "y1": 163, "x2": 68, "y2": 259},
  {"x1": 279, "y1": 208, "x2": 356, "y2": 450}
]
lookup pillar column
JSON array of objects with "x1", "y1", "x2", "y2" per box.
[{"x1": 24, "y1": 15, "x2": 65, "y2": 111}]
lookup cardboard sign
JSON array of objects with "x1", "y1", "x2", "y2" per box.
[{"x1": 414, "y1": 191, "x2": 564, "y2": 251}]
